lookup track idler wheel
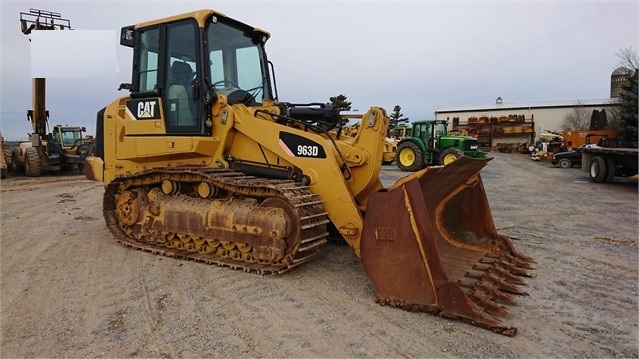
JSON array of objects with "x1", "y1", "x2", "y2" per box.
[{"x1": 115, "y1": 190, "x2": 148, "y2": 226}]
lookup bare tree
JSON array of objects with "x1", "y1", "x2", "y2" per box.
[
  {"x1": 561, "y1": 103, "x2": 589, "y2": 131},
  {"x1": 616, "y1": 47, "x2": 639, "y2": 70}
]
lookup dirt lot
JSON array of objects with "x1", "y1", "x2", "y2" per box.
[{"x1": 1, "y1": 152, "x2": 637, "y2": 358}]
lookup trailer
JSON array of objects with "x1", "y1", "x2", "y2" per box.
[{"x1": 579, "y1": 146, "x2": 639, "y2": 183}]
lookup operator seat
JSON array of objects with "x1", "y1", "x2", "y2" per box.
[
  {"x1": 167, "y1": 61, "x2": 196, "y2": 127},
  {"x1": 47, "y1": 133, "x2": 63, "y2": 154}
]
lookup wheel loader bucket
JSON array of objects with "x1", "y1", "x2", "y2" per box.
[{"x1": 361, "y1": 157, "x2": 534, "y2": 336}]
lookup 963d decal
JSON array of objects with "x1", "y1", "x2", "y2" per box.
[{"x1": 279, "y1": 132, "x2": 326, "y2": 158}]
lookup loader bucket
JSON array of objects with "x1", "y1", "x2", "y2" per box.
[{"x1": 361, "y1": 157, "x2": 534, "y2": 336}]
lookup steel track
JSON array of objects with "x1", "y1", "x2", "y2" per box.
[{"x1": 103, "y1": 167, "x2": 329, "y2": 274}]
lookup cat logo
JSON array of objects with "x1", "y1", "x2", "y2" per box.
[
  {"x1": 125, "y1": 98, "x2": 162, "y2": 120},
  {"x1": 137, "y1": 101, "x2": 157, "y2": 118}
]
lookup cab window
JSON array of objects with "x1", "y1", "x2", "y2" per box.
[
  {"x1": 61, "y1": 130, "x2": 81, "y2": 147},
  {"x1": 164, "y1": 21, "x2": 200, "y2": 132},
  {"x1": 207, "y1": 20, "x2": 269, "y2": 104},
  {"x1": 137, "y1": 28, "x2": 159, "y2": 93}
]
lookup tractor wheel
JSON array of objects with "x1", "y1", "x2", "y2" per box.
[
  {"x1": 10, "y1": 150, "x2": 23, "y2": 172},
  {"x1": 558, "y1": 158, "x2": 572, "y2": 169},
  {"x1": 396, "y1": 142, "x2": 424, "y2": 172},
  {"x1": 24, "y1": 147, "x2": 42, "y2": 177},
  {"x1": 78, "y1": 143, "x2": 94, "y2": 157},
  {"x1": 439, "y1": 147, "x2": 464, "y2": 166},
  {"x1": 589, "y1": 156, "x2": 608, "y2": 183}
]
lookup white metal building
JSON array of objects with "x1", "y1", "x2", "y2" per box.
[
  {"x1": 434, "y1": 67, "x2": 631, "y2": 147},
  {"x1": 435, "y1": 97, "x2": 620, "y2": 135}
]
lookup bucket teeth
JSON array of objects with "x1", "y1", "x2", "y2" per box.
[
  {"x1": 485, "y1": 253, "x2": 535, "y2": 272},
  {"x1": 459, "y1": 279, "x2": 517, "y2": 305},
  {"x1": 466, "y1": 271, "x2": 528, "y2": 296},
  {"x1": 494, "y1": 260, "x2": 533, "y2": 278},
  {"x1": 509, "y1": 255, "x2": 536, "y2": 270},
  {"x1": 468, "y1": 288, "x2": 511, "y2": 316},
  {"x1": 477, "y1": 281, "x2": 517, "y2": 304},
  {"x1": 491, "y1": 266, "x2": 527, "y2": 285},
  {"x1": 499, "y1": 235, "x2": 537, "y2": 263},
  {"x1": 472, "y1": 264, "x2": 526, "y2": 285},
  {"x1": 504, "y1": 253, "x2": 536, "y2": 270}
]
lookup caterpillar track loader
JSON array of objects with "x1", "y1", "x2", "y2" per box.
[{"x1": 85, "y1": 9, "x2": 534, "y2": 336}]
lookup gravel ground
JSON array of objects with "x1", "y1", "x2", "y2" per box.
[{"x1": 1, "y1": 152, "x2": 637, "y2": 358}]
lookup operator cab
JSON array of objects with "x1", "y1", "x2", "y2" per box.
[
  {"x1": 412, "y1": 121, "x2": 447, "y2": 149},
  {"x1": 52, "y1": 126, "x2": 86, "y2": 150},
  {"x1": 119, "y1": 11, "x2": 272, "y2": 136},
  {"x1": 413, "y1": 122, "x2": 429, "y2": 149}
]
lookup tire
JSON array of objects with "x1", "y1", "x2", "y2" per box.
[
  {"x1": 24, "y1": 147, "x2": 42, "y2": 177},
  {"x1": 396, "y1": 142, "x2": 424, "y2": 172},
  {"x1": 439, "y1": 147, "x2": 464, "y2": 166},
  {"x1": 589, "y1": 156, "x2": 607, "y2": 183},
  {"x1": 604, "y1": 157, "x2": 616, "y2": 183},
  {"x1": 10, "y1": 150, "x2": 23, "y2": 172},
  {"x1": 558, "y1": 158, "x2": 572, "y2": 169},
  {"x1": 78, "y1": 143, "x2": 94, "y2": 157}
]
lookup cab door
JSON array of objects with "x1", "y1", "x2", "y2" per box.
[
  {"x1": 127, "y1": 20, "x2": 205, "y2": 136},
  {"x1": 415, "y1": 123, "x2": 434, "y2": 150},
  {"x1": 163, "y1": 21, "x2": 202, "y2": 134}
]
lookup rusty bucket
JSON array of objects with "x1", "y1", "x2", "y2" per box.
[{"x1": 361, "y1": 157, "x2": 534, "y2": 336}]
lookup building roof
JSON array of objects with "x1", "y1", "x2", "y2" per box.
[{"x1": 435, "y1": 98, "x2": 620, "y2": 114}]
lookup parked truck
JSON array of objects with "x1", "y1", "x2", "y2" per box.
[{"x1": 579, "y1": 146, "x2": 639, "y2": 183}]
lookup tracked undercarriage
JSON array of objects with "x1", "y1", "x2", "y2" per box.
[{"x1": 104, "y1": 168, "x2": 330, "y2": 274}]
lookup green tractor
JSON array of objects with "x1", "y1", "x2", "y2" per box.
[{"x1": 395, "y1": 120, "x2": 486, "y2": 171}]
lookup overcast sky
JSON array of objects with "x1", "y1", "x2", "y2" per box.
[{"x1": 1, "y1": 0, "x2": 637, "y2": 140}]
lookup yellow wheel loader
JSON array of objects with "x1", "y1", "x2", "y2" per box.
[
  {"x1": 85, "y1": 9, "x2": 534, "y2": 336},
  {"x1": 15, "y1": 9, "x2": 91, "y2": 177}
]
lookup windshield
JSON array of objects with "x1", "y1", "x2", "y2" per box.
[
  {"x1": 60, "y1": 130, "x2": 82, "y2": 147},
  {"x1": 206, "y1": 20, "x2": 269, "y2": 104}
]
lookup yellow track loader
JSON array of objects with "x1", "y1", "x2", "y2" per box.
[{"x1": 85, "y1": 9, "x2": 534, "y2": 336}]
